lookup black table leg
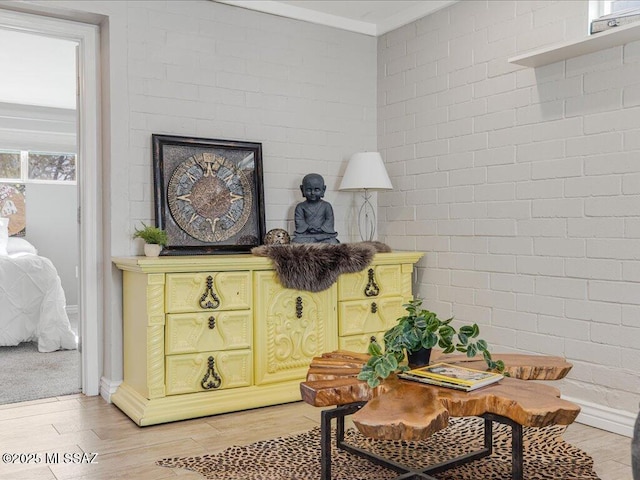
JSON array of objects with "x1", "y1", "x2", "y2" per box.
[
  {"x1": 319, "y1": 405, "x2": 527, "y2": 480},
  {"x1": 482, "y1": 413, "x2": 524, "y2": 480},
  {"x1": 320, "y1": 403, "x2": 366, "y2": 480},
  {"x1": 512, "y1": 423, "x2": 523, "y2": 480}
]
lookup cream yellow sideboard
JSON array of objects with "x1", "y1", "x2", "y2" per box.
[{"x1": 112, "y1": 251, "x2": 423, "y2": 425}]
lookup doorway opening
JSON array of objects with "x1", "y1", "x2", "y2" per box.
[{"x1": 0, "y1": 8, "x2": 101, "y2": 399}]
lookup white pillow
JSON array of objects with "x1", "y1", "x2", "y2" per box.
[
  {"x1": 6, "y1": 237, "x2": 38, "y2": 255},
  {"x1": 0, "y1": 217, "x2": 8, "y2": 256}
]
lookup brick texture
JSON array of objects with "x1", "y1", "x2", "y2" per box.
[
  {"x1": 378, "y1": 0, "x2": 640, "y2": 417},
  {"x1": 124, "y1": 0, "x2": 376, "y2": 242}
]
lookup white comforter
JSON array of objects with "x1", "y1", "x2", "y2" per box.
[{"x1": 0, "y1": 253, "x2": 77, "y2": 352}]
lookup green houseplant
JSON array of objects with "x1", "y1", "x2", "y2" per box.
[
  {"x1": 133, "y1": 222, "x2": 167, "y2": 257},
  {"x1": 358, "y1": 299, "x2": 505, "y2": 387}
]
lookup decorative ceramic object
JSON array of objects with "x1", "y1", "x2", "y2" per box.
[{"x1": 264, "y1": 228, "x2": 290, "y2": 245}]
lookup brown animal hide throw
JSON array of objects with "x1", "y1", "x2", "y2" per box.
[{"x1": 251, "y1": 242, "x2": 391, "y2": 292}]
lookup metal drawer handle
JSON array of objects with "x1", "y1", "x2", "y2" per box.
[
  {"x1": 296, "y1": 296, "x2": 303, "y2": 318},
  {"x1": 364, "y1": 268, "x2": 380, "y2": 297},
  {"x1": 371, "y1": 302, "x2": 377, "y2": 314},
  {"x1": 199, "y1": 275, "x2": 221, "y2": 309},
  {"x1": 208, "y1": 316, "x2": 216, "y2": 329},
  {"x1": 201, "y1": 356, "x2": 222, "y2": 390}
]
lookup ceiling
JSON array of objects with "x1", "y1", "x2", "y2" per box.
[
  {"x1": 0, "y1": 28, "x2": 76, "y2": 110},
  {"x1": 214, "y1": 0, "x2": 458, "y2": 36}
]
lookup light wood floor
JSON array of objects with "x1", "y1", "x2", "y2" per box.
[{"x1": 0, "y1": 394, "x2": 632, "y2": 480}]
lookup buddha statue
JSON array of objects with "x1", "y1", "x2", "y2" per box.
[{"x1": 292, "y1": 173, "x2": 339, "y2": 244}]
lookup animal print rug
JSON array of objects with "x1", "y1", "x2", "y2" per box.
[{"x1": 157, "y1": 417, "x2": 600, "y2": 480}]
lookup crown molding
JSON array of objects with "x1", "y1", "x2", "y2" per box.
[
  {"x1": 214, "y1": 0, "x2": 376, "y2": 35},
  {"x1": 213, "y1": 0, "x2": 458, "y2": 36},
  {"x1": 377, "y1": 1, "x2": 457, "y2": 35}
]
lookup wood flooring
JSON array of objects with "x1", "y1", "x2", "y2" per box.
[{"x1": 0, "y1": 394, "x2": 632, "y2": 480}]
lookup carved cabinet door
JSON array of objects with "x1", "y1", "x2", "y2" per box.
[{"x1": 253, "y1": 271, "x2": 338, "y2": 385}]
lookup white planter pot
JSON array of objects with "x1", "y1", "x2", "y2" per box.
[{"x1": 144, "y1": 243, "x2": 162, "y2": 257}]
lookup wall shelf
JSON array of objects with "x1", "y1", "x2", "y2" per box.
[{"x1": 508, "y1": 21, "x2": 640, "y2": 68}]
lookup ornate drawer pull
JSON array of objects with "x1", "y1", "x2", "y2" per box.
[
  {"x1": 201, "y1": 356, "x2": 222, "y2": 390},
  {"x1": 296, "y1": 296, "x2": 303, "y2": 318},
  {"x1": 208, "y1": 316, "x2": 216, "y2": 329},
  {"x1": 199, "y1": 275, "x2": 221, "y2": 309},
  {"x1": 364, "y1": 268, "x2": 380, "y2": 297},
  {"x1": 371, "y1": 302, "x2": 377, "y2": 314}
]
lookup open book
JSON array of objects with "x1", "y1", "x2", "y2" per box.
[{"x1": 399, "y1": 362, "x2": 503, "y2": 392}]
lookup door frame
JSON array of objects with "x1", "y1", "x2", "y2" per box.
[{"x1": 0, "y1": 9, "x2": 101, "y2": 395}]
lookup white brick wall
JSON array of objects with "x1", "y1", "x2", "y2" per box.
[
  {"x1": 33, "y1": 0, "x2": 376, "y2": 394},
  {"x1": 35, "y1": 0, "x2": 638, "y2": 426},
  {"x1": 118, "y1": 0, "x2": 377, "y2": 243},
  {"x1": 378, "y1": 0, "x2": 640, "y2": 417}
]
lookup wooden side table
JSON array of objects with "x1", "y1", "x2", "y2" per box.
[{"x1": 300, "y1": 351, "x2": 581, "y2": 480}]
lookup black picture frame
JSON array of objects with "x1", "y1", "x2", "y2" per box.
[{"x1": 152, "y1": 134, "x2": 266, "y2": 255}]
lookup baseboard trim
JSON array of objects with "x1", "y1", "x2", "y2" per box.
[
  {"x1": 564, "y1": 395, "x2": 636, "y2": 438},
  {"x1": 99, "y1": 376, "x2": 122, "y2": 404},
  {"x1": 97, "y1": 382, "x2": 637, "y2": 436}
]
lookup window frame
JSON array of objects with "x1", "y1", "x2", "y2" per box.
[
  {"x1": 0, "y1": 148, "x2": 77, "y2": 185},
  {"x1": 590, "y1": 0, "x2": 640, "y2": 25}
]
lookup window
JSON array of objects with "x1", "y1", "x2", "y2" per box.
[
  {"x1": 604, "y1": 0, "x2": 640, "y2": 15},
  {"x1": 0, "y1": 149, "x2": 76, "y2": 183},
  {"x1": 0, "y1": 151, "x2": 20, "y2": 179},
  {"x1": 590, "y1": 0, "x2": 640, "y2": 33},
  {"x1": 28, "y1": 152, "x2": 76, "y2": 181}
]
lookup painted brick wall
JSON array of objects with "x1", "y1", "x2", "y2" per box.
[
  {"x1": 28, "y1": 0, "x2": 376, "y2": 387},
  {"x1": 123, "y1": 0, "x2": 376, "y2": 245},
  {"x1": 378, "y1": 0, "x2": 640, "y2": 417}
]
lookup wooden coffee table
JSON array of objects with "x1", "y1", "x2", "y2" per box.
[{"x1": 300, "y1": 351, "x2": 580, "y2": 480}]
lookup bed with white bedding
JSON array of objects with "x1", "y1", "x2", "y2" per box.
[{"x1": 0, "y1": 220, "x2": 77, "y2": 352}]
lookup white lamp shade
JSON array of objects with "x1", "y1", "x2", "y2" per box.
[{"x1": 338, "y1": 152, "x2": 393, "y2": 191}]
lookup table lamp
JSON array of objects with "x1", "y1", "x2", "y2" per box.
[{"x1": 338, "y1": 152, "x2": 393, "y2": 241}]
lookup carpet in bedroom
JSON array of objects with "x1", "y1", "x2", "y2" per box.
[{"x1": 0, "y1": 342, "x2": 80, "y2": 404}]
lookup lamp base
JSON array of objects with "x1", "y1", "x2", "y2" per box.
[{"x1": 357, "y1": 189, "x2": 376, "y2": 242}]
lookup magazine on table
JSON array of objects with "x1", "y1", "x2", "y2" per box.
[{"x1": 399, "y1": 362, "x2": 503, "y2": 392}]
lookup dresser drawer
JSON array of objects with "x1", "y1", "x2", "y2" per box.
[
  {"x1": 338, "y1": 297, "x2": 405, "y2": 337},
  {"x1": 338, "y1": 265, "x2": 403, "y2": 301},
  {"x1": 338, "y1": 331, "x2": 387, "y2": 353},
  {"x1": 165, "y1": 271, "x2": 251, "y2": 313},
  {"x1": 165, "y1": 350, "x2": 252, "y2": 395},
  {"x1": 165, "y1": 311, "x2": 252, "y2": 355}
]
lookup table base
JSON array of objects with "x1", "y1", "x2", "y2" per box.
[{"x1": 320, "y1": 403, "x2": 524, "y2": 480}]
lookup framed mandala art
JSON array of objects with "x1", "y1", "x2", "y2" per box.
[
  {"x1": 152, "y1": 134, "x2": 266, "y2": 255},
  {"x1": 0, "y1": 183, "x2": 26, "y2": 237}
]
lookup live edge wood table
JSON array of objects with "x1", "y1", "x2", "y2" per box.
[{"x1": 300, "y1": 351, "x2": 580, "y2": 480}]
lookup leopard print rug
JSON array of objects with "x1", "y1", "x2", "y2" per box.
[{"x1": 157, "y1": 417, "x2": 600, "y2": 480}]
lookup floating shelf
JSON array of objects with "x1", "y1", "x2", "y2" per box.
[{"x1": 508, "y1": 21, "x2": 640, "y2": 68}]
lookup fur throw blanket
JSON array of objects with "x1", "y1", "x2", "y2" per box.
[{"x1": 251, "y1": 242, "x2": 392, "y2": 292}]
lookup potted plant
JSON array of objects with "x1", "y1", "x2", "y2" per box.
[
  {"x1": 357, "y1": 299, "x2": 505, "y2": 387},
  {"x1": 133, "y1": 222, "x2": 167, "y2": 257}
]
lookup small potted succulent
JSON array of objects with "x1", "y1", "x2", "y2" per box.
[
  {"x1": 133, "y1": 222, "x2": 167, "y2": 257},
  {"x1": 358, "y1": 298, "x2": 505, "y2": 387}
]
